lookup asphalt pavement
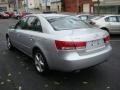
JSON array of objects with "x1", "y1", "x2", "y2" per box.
[{"x1": 0, "y1": 19, "x2": 120, "y2": 90}]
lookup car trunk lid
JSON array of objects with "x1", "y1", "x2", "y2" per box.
[{"x1": 70, "y1": 28, "x2": 108, "y2": 55}]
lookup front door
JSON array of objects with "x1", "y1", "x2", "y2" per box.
[
  {"x1": 14, "y1": 16, "x2": 29, "y2": 50},
  {"x1": 16, "y1": 16, "x2": 43, "y2": 55}
]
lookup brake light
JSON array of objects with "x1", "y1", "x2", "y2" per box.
[
  {"x1": 74, "y1": 42, "x2": 86, "y2": 49},
  {"x1": 55, "y1": 40, "x2": 86, "y2": 50},
  {"x1": 104, "y1": 35, "x2": 110, "y2": 44}
]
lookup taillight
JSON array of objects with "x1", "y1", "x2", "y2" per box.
[
  {"x1": 55, "y1": 40, "x2": 86, "y2": 50},
  {"x1": 104, "y1": 35, "x2": 110, "y2": 44},
  {"x1": 74, "y1": 42, "x2": 86, "y2": 49}
]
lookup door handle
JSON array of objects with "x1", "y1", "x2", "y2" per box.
[{"x1": 29, "y1": 38, "x2": 33, "y2": 41}]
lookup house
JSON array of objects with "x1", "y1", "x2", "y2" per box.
[
  {"x1": 51, "y1": 0, "x2": 62, "y2": 12},
  {"x1": 64, "y1": 0, "x2": 93, "y2": 13},
  {"x1": 41, "y1": 0, "x2": 51, "y2": 11},
  {"x1": 93, "y1": 0, "x2": 120, "y2": 14},
  {"x1": 0, "y1": 0, "x2": 9, "y2": 11}
]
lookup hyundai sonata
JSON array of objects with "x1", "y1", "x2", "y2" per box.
[{"x1": 6, "y1": 14, "x2": 112, "y2": 74}]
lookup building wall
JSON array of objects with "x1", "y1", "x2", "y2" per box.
[
  {"x1": 51, "y1": 1, "x2": 62, "y2": 12},
  {"x1": 41, "y1": 0, "x2": 51, "y2": 11},
  {"x1": 25, "y1": 0, "x2": 40, "y2": 9},
  {"x1": 0, "y1": 0, "x2": 9, "y2": 11},
  {"x1": 64, "y1": 0, "x2": 77, "y2": 12},
  {"x1": 94, "y1": 0, "x2": 120, "y2": 14},
  {"x1": 27, "y1": 0, "x2": 35, "y2": 9},
  {"x1": 64, "y1": 0, "x2": 93, "y2": 13},
  {"x1": 0, "y1": 0, "x2": 8, "y2": 3}
]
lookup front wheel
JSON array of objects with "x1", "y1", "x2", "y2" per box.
[
  {"x1": 34, "y1": 50, "x2": 49, "y2": 74},
  {"x1": 17, "y1": 16, "x2": 20, "y2": 20}
]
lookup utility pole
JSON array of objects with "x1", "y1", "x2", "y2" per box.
[
  {"x1": 26, "y1": 0, "x2": 28, "y2": 12},
  {"x1": 45, "y1": 0, "x2": 48, "y2": 11},
  {"x1": 16, "y1": 0, "x2": 19, "y2": 12},
  {"x1": 77, "y1": 0, "x2": 79, "y2": 14},
  {"x1": 97, "y1": 0, "x2": 100, "y2": 15}
]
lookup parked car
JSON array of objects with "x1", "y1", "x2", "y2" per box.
[
  {"x1": 90, "y1": 15, "x2": 120, "y2": 34},
  {"x1": 43, "y1": 11, "x2": 57, "y2": 14},
  {"x1": 6, "y1": 14, "x2": 112, "y2": 74},
  {"x1": 21, "y1": 11, "x2": 32, "y2": 18},
  {"x1": 0, "y1": 12, "x2": 9, "y2": 18},
  {"x1": 5, "y1": 11, "x2": 14, "y2": 18},
  {"x1": 13, "y1": 11, "x2": 21, "y2": 19},
  {"x1": 76, "y1": 14, "x2": 95, "y2": 23}
]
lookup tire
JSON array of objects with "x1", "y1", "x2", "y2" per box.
[
  {"x1": 6, "y1": 37, "x2": 14, "y2": 50},
  {"x1": 17, "y1": 16, "x2": 20, "y2": 20},
  {"x1": 101, "y1": 28, "x2": 110, "y2": 34},
  {"x1": 34, "y1": 50, "x2": 49, "y2": 74}
]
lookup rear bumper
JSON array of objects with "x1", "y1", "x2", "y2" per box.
[{"x1": 53, "y1": 45, "x2": 112, "y2": 71}]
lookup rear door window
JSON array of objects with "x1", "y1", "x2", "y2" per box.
[
  {"x1": 117, "y1": 16, "x2": 120, "y2": 22},
  {"x1": 33, "y1": 19, "x2": 42, "y2": 32},
  {"x1": 26, "y1": 16, "x2": 43, "y2": 32},
  {"x1": 105, "y1": 16, "x2": 118, "y2": 22},
  {"x1": 25, "y1": 16, "x2": 36, "y2": 30}
]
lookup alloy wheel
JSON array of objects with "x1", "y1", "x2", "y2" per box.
[{"x1": 34, "y1": 52, "x2": 45, "y2": 73}]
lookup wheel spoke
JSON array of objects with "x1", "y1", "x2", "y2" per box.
[
  {"x1": 35, "y1": 53, "x2": 44, "y2": 72},
  {"x1": 7, "y1": 38, "x2": 11, "y2": 49}
]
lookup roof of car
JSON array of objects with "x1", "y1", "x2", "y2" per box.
[
  {"x1": 77, "y1": 14, "x2": 94, "y2": 16},
  {"x1": 28, "y1": 14, "x2": 69, "y2": 19},
  {"x1": 101, "y1": 14, "x2": 120, "y2": 17}
]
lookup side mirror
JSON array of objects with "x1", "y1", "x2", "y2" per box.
[{"x1": 9, "y1": 25, "x2": 15, "y2": 29}]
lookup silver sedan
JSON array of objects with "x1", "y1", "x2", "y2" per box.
[{"x1": 6, "y1": 14, "x2": 112, "y2": 74}]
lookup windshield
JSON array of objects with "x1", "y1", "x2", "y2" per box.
[
  {"x1": 93, "y1": 16, "x2": 104, "y2": 20},
  {"x1": 47, "y1": 16, "x2": 91, "y2": 31}
]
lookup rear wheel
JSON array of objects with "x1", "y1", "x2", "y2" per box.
[
  {"x1": 34, "y1": 50, "x2": 49, "y2": 74},
  {"x1": 17, "y1": 16, "x2": 20, "y2": 20},
  {"x1": 6, "y1": 37, "x2": 14, "y2": 50},
  {"x1": 101, "y1": 28, "x2": 110, "y2": 34}
]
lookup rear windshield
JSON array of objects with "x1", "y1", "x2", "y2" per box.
[{"x1": 47, "y1": 16, "x2": 91, "y2": 31}]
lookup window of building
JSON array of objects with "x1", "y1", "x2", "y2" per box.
[
  {"x1": 1, "y1": 0, "x2": 5, "y2": 2},
  {"x1": 117, "y1": 16, "x2": 120, "y2": 22}
]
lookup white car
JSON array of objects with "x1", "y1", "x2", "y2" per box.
[
  {"x1": 13, "y1": 11, "x2": 21, "y2": 19},
  {"x1": 91, "y1": 15, "x2": 120, "y2": 34},
  {"x1": 76, "y1": 14, "x2": 94, "y2": 21}
]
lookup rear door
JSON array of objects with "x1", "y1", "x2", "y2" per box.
[
  {"x1": 106, "y1": 16, "x2": 120, "y2": 33},
  {"x1": 117, "y1": 16, "x2": 120, "y2": 33}
]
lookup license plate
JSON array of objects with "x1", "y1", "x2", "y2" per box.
[{"x1": 86, "y1": 39, "x2": 104, "y2": 50}]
